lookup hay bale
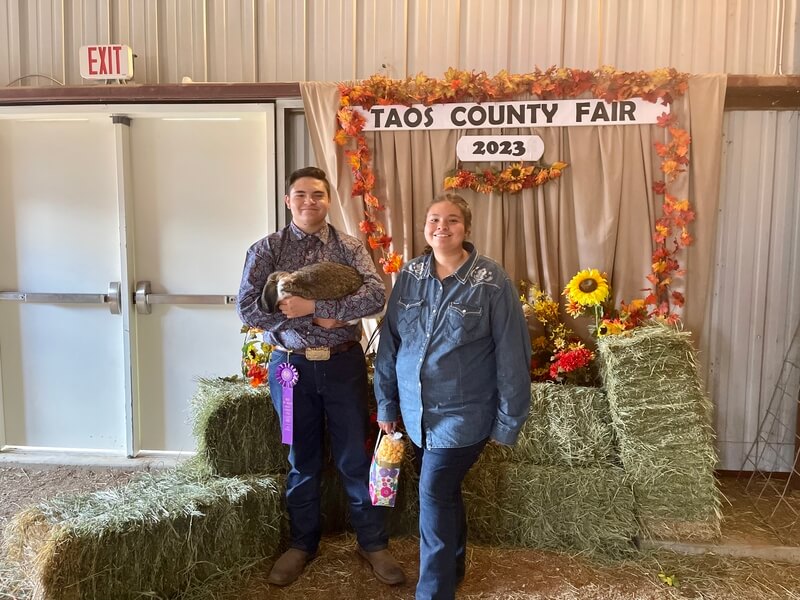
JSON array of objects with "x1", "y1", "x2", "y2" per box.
[
  {"x1": 191, "y1": 377, "x2": 287, "y2": 476},
  {"x1": 463, "y1": 458, "x2": 638, "y2": 556},
  {"x1": 483, "y1": 383, "x2": 616, "y2": 467},
  {"x1": 190, "y1": 377, "x2": 406, "y2": 536},
  {"x1": 375, "y1": 452, "x2": 637, "y2": 556},
  {"x1": 3, "y1": 470, "x2": 284, "y2": 600},
  {"x1": 597, "y1": 323, "x2": 721, "y2": 540}
]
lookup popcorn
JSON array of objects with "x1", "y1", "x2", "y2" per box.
[
  {"x1": 376, "y1": 432, "x2": 405, "y2": 465},
  {"x1": 369, "y1": 431, "x2": 404, "y2": 507}
]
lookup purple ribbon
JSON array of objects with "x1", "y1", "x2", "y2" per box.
[{"x1": 276, "y1": 362, "x2": 299, "y2": 445}]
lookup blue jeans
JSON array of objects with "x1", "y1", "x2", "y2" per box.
[
  {"x1": 412, "y1": 438, "x2": 488, "y2": 600},
  {"x1": 268, "y1": 345, "x2": 388, "y2": 554}
]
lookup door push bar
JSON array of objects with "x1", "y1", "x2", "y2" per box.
[
  {"x1": 0, "y1": 282, "x2": 122, "y2": 315},
  {"x1": 134, "y1": 281, "x2": 237, "y2": 315}
]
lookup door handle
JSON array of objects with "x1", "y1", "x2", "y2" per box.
[
  {"x1": 133, "y1": 281, "x2": 237, "y2": 315},
  {"x1": 0, "y1": 282, "x2": 121, "y2": 315}
]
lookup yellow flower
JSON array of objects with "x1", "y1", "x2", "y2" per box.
[
  {"x1": 533, "y1": 296, "x2": 559, "y2": 325},
  {"x1": 564, "y1": 269, "x2": 610, "y2": 307},
  {"x1": 499, "y1": 163, "x2": 533, "y2": 183},
  {"x1": 532, "y1": 336, "x2": 548, "y2": 350}
]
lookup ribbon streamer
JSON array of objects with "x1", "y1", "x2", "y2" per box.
[{"x1": 276, "y1": 362, "x2": 299, "y2": 445}]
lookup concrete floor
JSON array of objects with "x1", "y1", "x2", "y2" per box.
[{"x1": 0, "y1": 446, "x2": 188, "y2": 469}]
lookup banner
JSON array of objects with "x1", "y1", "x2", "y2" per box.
[{"x1": 353, "y1": 98, "x2": 668, "y2": 131}]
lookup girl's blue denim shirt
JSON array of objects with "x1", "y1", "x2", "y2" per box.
[{"x1": 374, "y1": 243, "x2": 532, "y2": 449}]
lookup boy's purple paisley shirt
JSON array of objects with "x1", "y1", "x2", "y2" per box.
[{"x1": 237, "y1": 222, "x2": 386, "y2": 350}]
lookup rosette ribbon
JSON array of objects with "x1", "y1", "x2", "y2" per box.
[{"x1": 276, "y1": 362, "x2": 299, "y2": 445}]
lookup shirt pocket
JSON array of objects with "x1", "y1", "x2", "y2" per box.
[
  {"x1": 397, "y1": 297, "x2": 424, "y2": 337},
  {"x1": 444, "y1": 302, "x2": 484, "y2": 344}
]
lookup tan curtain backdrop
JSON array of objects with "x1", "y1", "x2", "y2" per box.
[{"x1": 300, "y1": 75, "x2": 727, "y2": 346}]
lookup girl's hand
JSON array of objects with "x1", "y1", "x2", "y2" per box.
[{"x1": 378, "y1": 420, "x2": 397, "y2": 435}]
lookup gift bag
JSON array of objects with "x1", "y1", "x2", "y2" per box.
[{"x1": 369, "y1": 430, "x2": 405, "y2": 507}]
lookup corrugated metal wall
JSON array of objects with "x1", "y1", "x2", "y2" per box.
[
  {"x1": 1, "y1": 0, "x2": 797, "y2": 86},
  {"x1": 1, "y1": 0, "x2": 799, "y2": 470},
  {"x1": 710, "y1": 110, "x2": 800, "y2": 470}
]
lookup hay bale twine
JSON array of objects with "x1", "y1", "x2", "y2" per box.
[
  {"x1": 483, "y1": 383, "x2": 616, "y2": 467},
  {"x1": 596, "y1": 323, "x2": 721, "y2": 541},
  {"x1": 191, "y1": 377, "x2": 287, "y2": 476},
  {"x1": 3, "y1": 470, "x2": 284, "y2": 600},
  {"x1": 463, "y1": 458, "x2": 638, "y2": 556}
]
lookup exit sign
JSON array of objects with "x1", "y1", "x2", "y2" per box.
[{"x1": 79, "y1": 45, "x2": 134, "y2": 80}]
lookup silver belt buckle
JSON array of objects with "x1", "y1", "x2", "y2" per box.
[{"x1": 305, "y1": 346, "x2": 330, "y2": 361}]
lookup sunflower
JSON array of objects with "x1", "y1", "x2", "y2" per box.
[
  {"x1": 598, "y1": 318, "x2": 624, "y2": 336},
  {"x1": 499, "y1": 163, "x2": 533, "y2": 183},
  {"x1": 564, "y1": 269, "x2": 610, "y2": 307}
]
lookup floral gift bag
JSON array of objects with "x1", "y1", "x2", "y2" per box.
[{"x1": 369, "y1": 431, "x2": 405, "y2": 507}]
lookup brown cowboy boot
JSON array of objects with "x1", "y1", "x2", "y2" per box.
[
  {"x1": 356, "y1": 546, "x2": 407, "y2": 585},
  {"x1": 267, "y1": 548, "x2": 311, "y2": 586}
]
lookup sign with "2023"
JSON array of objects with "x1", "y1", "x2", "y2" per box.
[{"x1": 456, "y1": 135, "x2": 544, "y2": 162}]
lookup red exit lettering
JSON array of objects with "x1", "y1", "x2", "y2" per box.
[
  {"x1": 80, "y1": 44, "x2": 133, "y2": 80},
  {"x1": 87, "y1": 46, "x2": 122, "y2": 75}
]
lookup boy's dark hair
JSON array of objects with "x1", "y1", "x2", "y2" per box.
[{"x1": 286, "y1": 167, "x2": 331, "y2": 196}]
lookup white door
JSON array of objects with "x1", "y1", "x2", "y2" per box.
[
  {"x1": 0, "y1": 105, "x2": 280, "y2": 457},
  {"x1": 128, "y1": 108, "x2": 275, "y2": 453},
  {"x1": 0, "y1": 117, "x2": 126, "y2": 451}
]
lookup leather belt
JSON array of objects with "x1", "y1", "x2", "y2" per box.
[{"x1": 274, "y1": 340, "x2": 359, "y2": 361}]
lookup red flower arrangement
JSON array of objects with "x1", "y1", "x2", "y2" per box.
[
  {"x1": 549, "y1": 346, "x2": 595, "y2": 380},
  {"x1": 520, "y1": 281, "x2": 597, "y2": 385},
  {"x1": 246, "y1": 363, "x2": 268, "y2": 388},
  {"x1": 241, "y1": 326, "x2": 272, "y2": 388}
]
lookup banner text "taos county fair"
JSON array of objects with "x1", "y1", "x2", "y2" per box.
[{"x1": 352, "y1": 98, "x2": 669, "y2": 131}]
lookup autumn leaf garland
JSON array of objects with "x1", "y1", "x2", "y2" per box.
[
  {"x1": 335, "y1": 66, "x2": 693, "y2": 317},
  {"x1": 339, "y1": 66, "x2": 687, "y2": 109},
  {"x1": 443, "y1": 161, "x2": 569, "y2": 194},
  {"x1": 647, "y1": 111, "x2": 694, "y2": 321}
]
